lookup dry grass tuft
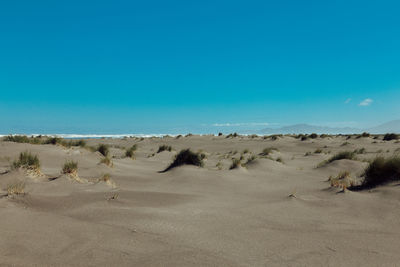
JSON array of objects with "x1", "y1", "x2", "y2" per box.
[
  {"x1": 7, "y1": 182, "x2": 25, "y2": 196},
  {"x1": 62, "y1": 160, "x2": 78, "y2": 175},
  {"x1": 100, "y1": 157, "x2": 113, "y2": 167},
  {"x1": 12, "y1": 151, "x2": 40, "y2": 171}
]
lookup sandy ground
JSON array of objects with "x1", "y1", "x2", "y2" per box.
[{"x1": 0, "y1": 134, "x2": 400, "y2": 266}]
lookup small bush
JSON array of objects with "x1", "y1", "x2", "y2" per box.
[
  {"x1": 350, "y1": 156, "x2": 400, "y2": 190},
  {"x1": 301, "y1": 135, "x2": 308, "y2": 141},
  {"x1": 243, "y1": 155, "x2": 257, "y2": 167},
  {"x1": 99, "y1": 173, "x2": 111, "y2": 182},
  {"x1": 3, "y1": 135, "x2": 42, "y2": 144},
  {"x1": 97, "y1": 144, "x2": 109, "y2": 157},
  {"x1": 318, "y1": 151, "x2": 356, "y2": 167},
  {"x1": 7, "y1": 182, "x2": 25, "y2": 196},
  {"x1": 12, "y1": 151, "x2": 40, "y2": 170},
  {"x1": 276, "y1": 157, "x2": 284, "y2": 163},
  {"x1": 304, "y1": 151, "x2": 312, "y2": 156},
  {"x1": 270, "y1": 135, "x2": 281, "y2": 141},
  {"x1": 383, "y1": 133, "x2": 399, "y2": 141},
  {"x1": 161, "y1": 149, "x2": 204, "y2": 172},
  {"x1": 314, "y1": 148, "x2": 323, "y2": 154},
  {"x1": 357, "y1": 132, "x2": 370, "y2": 138},
  {"x1": 100, "y1": 157, "x2": 113, "y2": 167},
  {"x1": 309, "y1": 133, "x2": 318, "y2": 139},
  {"x1": 229, "y1": 158, "x2": 241, "y2": 169},
  {"x1": 216, "y1": 161, "x2": 223, "y2": 170},
  {"x1": 259, "y1": 147, "x2": 278, "y2": 156},
  {"x1": 157, "y1": 145, "x2": 172, "y2": 153},
  {"x1": 243, "y1": 149, "x2": 250, "y2": 154},
  {"x1": 62, "y1": 160, "x2": 78, "y2": 175},
  {"x1": 44, "y1": 137, "x2": 62, "y2": 145},
  {"x1": 125, "y1": 144, "x2": 137, "y2": 158},
  {"x1": 226, "y1": 132, "x2": 239, "y2": 138},
  {"x1": 68, "y1": 139, "x2": 86, "y2": 147}
]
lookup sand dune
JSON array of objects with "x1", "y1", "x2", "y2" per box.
[{"x1": 0, "y1": 135, "x2": 400, "y2": 266}]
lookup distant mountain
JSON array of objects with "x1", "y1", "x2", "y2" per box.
[
  {"x1": 260, "y1": 120, "x2": 400, "y2": 134},
  {"x1": 367, "y1": 120, "x2": 400, "y2": 134},
  {"x1": 260, "y1": 124, "x2": 362, "y2": 134}
]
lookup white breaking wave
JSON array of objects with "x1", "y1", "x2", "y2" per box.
[{"x1": 0, "y1": 133, "x2": 181, "y2": 139}]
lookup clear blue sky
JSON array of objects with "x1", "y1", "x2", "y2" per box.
[{"x1": 1, "y1": 0, "x2": 399, "y2": 134}]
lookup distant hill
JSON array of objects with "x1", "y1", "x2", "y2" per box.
[
  {"x1": 260, "y1": 124, "x2": 362, "y2": 134},
  {"x1": 259, "y1": 120, "x2": 400, "y2": 134},
  {"x1": 367, "y1": 120, "x2": 400, "y2": 134}
]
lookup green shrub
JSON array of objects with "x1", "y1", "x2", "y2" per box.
[
  {"x1": 97, "y1": 144, "x2": 109, "y2": 157},
  {"x1": 318, "y1": 151, "x2": 356, "y2": 167},
  {"x1": 243, "y1": 155, "x2": 257, "y2": 166},
  {"x1": 125, "y1": 144, "x2": 137, "y2": 158},
  {"x1": 309, "y1": 133, "x2": 318, "y2": 139},
  {"x1": 12, "y1": 151, "x2": 40, "y2": 170},
  {"x1": 4, "y1": 135, "x2": 42, "y2": 144},
  {"x1": 301, "y1": 135, "x2": 308, "y2": 141},
  {"x1": 259, "y1": 147, "x2": 278, "y2": 156},
  {"x1": 350, "y1": 156, "x2": 400, "y2": 190},
  {"x1": 44, "y1": 137, "x2": 62, "y2": 145},
  {"x1": 157, "y1": 145, "x2": 172, "y2": 153},
  {"x1": 161, "y1": 149, "x2": 204, "y2": 172},
  {"x1": 383, "y1": 133, "x2": 399, "y2": 141},
  {"x1": 314, "y1": 148, "x2": 323, "y2": 154},
  {"x1": 229, "y1": 158, "x2": 241, "y2": 169},
  {"x1": 62, "y1": 160, "x2": 78, "y2": 174}
]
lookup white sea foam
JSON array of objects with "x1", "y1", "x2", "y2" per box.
[{"x1": 0, "y1": 133, "x2": 182, "y2": 139}]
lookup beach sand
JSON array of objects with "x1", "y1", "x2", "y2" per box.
[{"x1": 0, "y1": 134, "x2": 399, "y2": 266}]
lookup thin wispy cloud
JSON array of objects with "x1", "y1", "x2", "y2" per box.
[
  {"x1": 344, "y1": 98, "x2": 352, "y2": 104},
  {"x1": 212, "y1": 122, "x2": 269, "y2": 127},
  {"x1": 359, "y1": 98, "x2": 373, "y2": 106}
]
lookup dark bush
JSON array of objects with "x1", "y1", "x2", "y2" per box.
[
  {"x1": 157, "y1": 145, "x2": 172, "y2": 153},
  {"x1": 97, "y1": 144, "x2": 109, "y2": 157},
  {"x1": 383, "y1": 133, "x2": 399, "y2": 141},
  {"x1": 350, "y1": 156, "x2": 400, "y2": 190},
  {"x1": 161, "y1": 149, "x2": 204, "y2": 172}
]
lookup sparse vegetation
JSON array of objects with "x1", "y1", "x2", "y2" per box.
[
  {"x1": 276, "y1": 157, "x2": 284, "y2": 163},
  {"x1": 216, "y1": 161, "x2": 223, "y2": 170},
  {"x1": 3, "y1": 135, "x2": 86, "y2": 148},
  {"x1": 125, "y1": 144, "x2": 137, "y2": 158},
  {"x1": 161, "y1": 149, "x2": 204, "y2": 172},
  {"x1": 157, "y1": 145, "x2": 172, "y2": 153},
  {"x1": 100, "y1": 157, "x2": 113, "y2": 167},
  {"x1": 309, "y1": 133, "x2": 318, "y2": 139},
  {"x1": 243, "y1": 155, "x2": 257, "y2": 167},
  {"x1": 226, "y1": 132, "x2": 239, "y2": 138},
  {"x1": 329, "y1": 171, "x2": 354, "y2": 190},
  {"x1": 383, "y1": 133, "x2": 399, "y2": 141},
  {"x1": 229, "y1": 158, "x2": 241, "y2": 169},
  {"x1": 97, "y1": 144, "x2": 109, "y2": 157},
  {"x1": 350, "y1": 156, "x2": 400, "y2": 190},
  {"x1": 357, "y1": 132, "x2": 370, "y2": 138},
  {"x1": 341, "y1": 141, "x2": 350, "y2": 146},
  {"x1": 314, "y1": 148, "x2": 323, "y2": 154},
  {"x1": 12, "y1": 151, "x2": 40, "y2": 170},
  {"x1": 7, "y1": 182, "x2": 25, "y2": 196},
  {"x1": 318, "y1": 151, "x2": 356, "y2": 167},
  {"x1": 259, "y1": 147, "x2": 278, "y2": 156},
  {"x1": 62, "y1": 160, "x2": 78, "y2": 175}
]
